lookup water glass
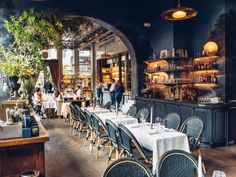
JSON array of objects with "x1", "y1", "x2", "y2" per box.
[
  {"x1": 212, "y1": 171, "x2": 226, "y2": 177},
  {"x1": 140, "y1": 113, "x2": 146, "y2": 126},
  {"x1": 155, "y1": 117, "x2": 162, "y2": 124}
]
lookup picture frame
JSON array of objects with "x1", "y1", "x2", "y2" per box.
[{"x1": 160, "y1": 49, "x2": 169, "y2": 58}]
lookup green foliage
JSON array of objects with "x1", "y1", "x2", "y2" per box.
[{"x1": 0, "y1": 8, "x2": 63, "y2": 77}]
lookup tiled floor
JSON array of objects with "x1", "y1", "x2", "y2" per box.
[{"x1": 42, "y1": 119, "x2": 236, "y2": 177}]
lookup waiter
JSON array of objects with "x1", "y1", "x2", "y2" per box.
[{"x1": 109, "y1": 79, "x2": 116, "y2": 105}]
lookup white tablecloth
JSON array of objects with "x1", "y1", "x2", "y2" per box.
[
  {"x1": 125, "y1": 123, "x2": 190, "y2": 175},
  {"x1": 41, "y1": 100, "x2": 57, "y2": 111},
  {"x1": 96, "y1": 112, "x2": 138, "y2": 126},
  {"x1": 61, "y1": 102, "x2": 70, "y2": 118}
]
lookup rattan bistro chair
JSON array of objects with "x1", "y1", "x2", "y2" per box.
[
  {"x1": 91, "y1": 113, "x2": 109, "y2": 158},
  {"x1": 74, "y1": 104, "x2": 87, "y2": 138},
  {"x1": 101, "y1": 157, "x2": 154, "y2": 177},
  {"x1": 180, "y1": 116, "x2": 204, "y2": 152},
  {"x1": 180, "y1": 116, "x2": 206, "y2": 173},
  {"x1": 158, "y1": 150, "x2": 204, "y2": 177},
  {"x1": 135, "y1": 108, "x2": 149, "y2": 123},
  {"x1": 163, "y1": 113, "x2": 181, "y2": 131},
  {"x1": 117, "y1": 124, "x2": 152, "y2": 165},
  {"x1": 84, "y1": 109, "x2": 94, "y2": 149},
  {"x1": 126, "y1": 106, "x2": 137, "y2": 117},
  {"x1": 105, "y1": 120, "x2": 120, "y2": 164},
  {"x1": 69, "y1": 103, "x2": 80, "y2": 135}
]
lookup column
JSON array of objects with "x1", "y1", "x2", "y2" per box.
[{"x1": 91, "y1": 44, "x2": 96, "y2": 98}]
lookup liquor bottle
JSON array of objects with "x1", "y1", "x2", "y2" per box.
[
  {"x1": 212, "y1": 59, "x2": 218, "y2": 69},
  {"x1": 213, "y1": 73, "x2": 217, "y2": 83},
  {"x1": 210, "y1": 72, "x2": 214, "y2": 82}
]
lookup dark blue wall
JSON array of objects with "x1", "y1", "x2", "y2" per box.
[
  {"x1": 2, "y1": 0, "x2": 236, "y2": 100},
  {"x1": 4, "y1": 0, "x2": 234, "y2": 60}
]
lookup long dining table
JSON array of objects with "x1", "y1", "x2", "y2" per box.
[{"x1": 84, "y1": 107, "x2": 190, "y2": 175}]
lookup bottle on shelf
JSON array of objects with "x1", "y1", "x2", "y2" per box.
[{"x1": 213, "y1": 73, "x2": 217, "y2": 83}]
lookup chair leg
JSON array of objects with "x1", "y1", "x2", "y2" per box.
[
  {"x1": 84, "y1": 130, "x2": 90, "y2": 146},
  {"x1": 107, "y1": 146, "x2": 115, "y2": 165},
  {"x1": 198, "y1": 149, "x2": 207, "y2": 174},
  {"x1": 96, "y1": 137, "x2": 101, "y2": 159},
  {"x1": 115, "y1": 148, "x2": 119, "y2": 160},
  {"x1": 119, "y1": 149, "x2": 124, "y2": 158},
  {"x1": 90, "y1": 133, "x2": 96, "y2": 153}
]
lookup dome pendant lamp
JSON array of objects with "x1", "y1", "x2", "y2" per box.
[{"x1": 161, "y1": 0, "x2": 198, "y2": 21}]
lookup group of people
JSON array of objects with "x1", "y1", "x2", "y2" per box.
[{"x1": 96, "y1": 79, "x2": 125, "y2": 107}]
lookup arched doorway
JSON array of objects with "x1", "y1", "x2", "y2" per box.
[{"x1": 85, "y1": 17, "x2": 138, "y2": 99}]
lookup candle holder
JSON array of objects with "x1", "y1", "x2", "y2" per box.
[{"x1": 149, "y1": 123, "x2": 153, "y2": 129}]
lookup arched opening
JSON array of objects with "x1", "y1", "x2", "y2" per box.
[{"x1": 85, "y1": 17, "x2": 138, "y2": 99}]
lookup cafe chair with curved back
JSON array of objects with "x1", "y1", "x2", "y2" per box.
[
  {"x1": 180, "y1": 116, "x2": 206, "y2": 174},
  {"x1": 162, "y1": 113, "x2": 181, "y2": 131},
  {"x1": 103, "y1": 101, "x2": 112, "y2": 110},
  {"x1": 158, "y1": 149, "x2": 204, "y2": 177},
  {"x1": 102, "y1": 157, "x2": 154, "y2": 177},
  {"x1": 105, "y1": 120, "x2": 120, "y2": 164},
  {"x1": 126, "y1": 106, "x2": 137, "y2": 117},
  {"x1": 69, "y1": 103, "x2": 79, "y2": 135},
  {"x1": 83, "y1": 109, "x2": 94, "y2": 149},
  {"x1": 91, "y1": 113, "x2": 109, "y2": 158},
  {"x1": 74, "y1": 104, "x2": 87, "y2": 138},
  {"x1": 135, "y1": 108, "x2": 149, "y2": 123},
  {"x1": 117, "y1": 124, "x2": 152, "y2": 165}
]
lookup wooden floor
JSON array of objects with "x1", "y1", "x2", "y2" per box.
[{"x1": 42, "y1": 119, "x2": 236, "y2": 177}]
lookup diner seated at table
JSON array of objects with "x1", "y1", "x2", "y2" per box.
[{"x1": 33, "y1": 87, "x2": 44, "y2": 117}]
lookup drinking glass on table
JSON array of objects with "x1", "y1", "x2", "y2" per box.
[
  {"x1": 155, "y1": 117, "x2": 162, "y2": 125},
  {"x1": 212, "y1": 171, "x2": 226, "y2": 177},
  {"x1": 140, "y1": 113, "x2": 146, "y2": 126}
]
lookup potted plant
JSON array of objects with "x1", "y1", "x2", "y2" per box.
[{"x1": 0, "y1": 9, "x2": 62, "y2": 105}]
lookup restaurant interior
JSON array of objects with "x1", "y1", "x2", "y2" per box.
[{"x1": 0, "y1": 0, "x2": 236, "y2": 177}]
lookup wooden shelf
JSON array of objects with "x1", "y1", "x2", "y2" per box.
[
  {"x1": 145, "y1": 69, "x2": 191, "y2": 74},
  {"x1": 145, "y1": 57, "x2": 189, "y2": 64},
  {"x1": 192, "y1": 69, "x2": 219, "y2": 72},
  {"x1": 193, "y1": 56, "x2": 218, "y2": 60}
]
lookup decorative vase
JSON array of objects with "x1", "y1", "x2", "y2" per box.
[
  {"x1": 18, "y1": 76, "x2": 37, "y2": 107},
  {"x1": 8, "y1": 76, "x2": 20, "y2": 92}
]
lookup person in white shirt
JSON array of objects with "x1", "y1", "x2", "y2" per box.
[
  {"x1": 109, "y1": 79, "x2": 116, "y2": 105},
  {"x1": 76, "y1": 86, "x2": 83, "y2": 100}
]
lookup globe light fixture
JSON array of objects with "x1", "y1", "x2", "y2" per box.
[
  {"x1": 162, "y1": 0, "x2": 198, "y2": 21},
  {"x1": 203, "y1": 41, "x2": 219, "y2": 56}
]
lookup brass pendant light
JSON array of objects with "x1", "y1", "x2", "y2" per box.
[{"x1": 161, "y1": 0, "x2": 198, "y2": 21}]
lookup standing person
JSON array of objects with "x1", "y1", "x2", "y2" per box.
[
  {"x1": 109, "y1": 79, "x2": 116, "y2": 105},
  {"x1": 115, "y1": 81, "x2": 125, "y2": 107},
  {"x1": 76, "y1": 86, "x2": 83, "y2": 100},
  {"x1": 96, "y1": 79, "x2": 103, "y2": 105},
  {"x1": 44, "y1": 79, "x2": 53, "y2": 93}
]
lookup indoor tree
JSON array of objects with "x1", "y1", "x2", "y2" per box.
[{"x1": 0, "y1": 8, "x2": 63, "y2": 105}]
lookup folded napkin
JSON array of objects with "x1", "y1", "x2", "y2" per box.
[
  {"x1": 131, "y1": 124, "x2": 141, "y2": 128},
  {"x1": 149, "y1": 131, "x2": 160, "y2": 135},
  {"x1": 164, "y1": 128, "x2": 176, "y2": 133}
]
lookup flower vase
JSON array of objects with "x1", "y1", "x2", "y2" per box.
[{"x1": 18, "y1": 76, "x2": 37, "y2": 107}]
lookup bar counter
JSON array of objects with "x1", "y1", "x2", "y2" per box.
[
  {"x1": 0, "y1": 121, "x2": 49, "y2": 177},
  {"x1": 135, "y1": 97, "x2": 236, "y2": 147}
]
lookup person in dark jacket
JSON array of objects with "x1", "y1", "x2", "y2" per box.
[
  {"x1": 115, "y1": 81, "x2": 125, "y2": 107},
  {"x1": 44, "y1": 79, "x2": 53, "y2": 93}
]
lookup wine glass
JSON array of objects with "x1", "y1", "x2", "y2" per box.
[
  {"x1": 140, "y1": 112, "x2": 146, "y2": 126},
  {"x1": 155, "y1": 117, "x2": 162, "y2": 127},
  {"x1": 212, "y1": 171, "x2": 226, "y2": 177}
]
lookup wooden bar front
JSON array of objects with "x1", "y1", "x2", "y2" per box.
[{"x1": 0, "y1": 121, "x2": 49, "y2": 177}]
